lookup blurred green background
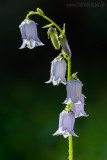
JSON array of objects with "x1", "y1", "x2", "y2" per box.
[{"x1": 0, "y1": 0, "x2": 107, "y2": 160}]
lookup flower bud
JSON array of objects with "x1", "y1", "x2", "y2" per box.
[
  {"x1": 59, "y1": 35, "x2": 71, "y2": 57},
  {"x1": 47, "y1": 27, "x2": 60, "y2": 50},
  {"x1": 37, "y1": 8, "x2": 44, "y2": 16}
]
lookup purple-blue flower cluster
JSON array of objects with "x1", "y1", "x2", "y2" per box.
[
  {"x1": 53, "y1": 78, "x2": 88, "y2": 138},
  {"x1": 46, "y1": 59, "x2": 88, "y2": 138},
  {"x1": 19, "y1": 17, "x2": 88, "y2": 138}
]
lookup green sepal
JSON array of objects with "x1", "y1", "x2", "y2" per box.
[
  {"x1": 71, "y1": 72, "x2": 82, "y2": 84},
  {"x1": 42, "y1": 23, "x2": 53, "y2": 28},
  {"x1": 47, "y1": 29, "x2": 50, "y2": 39},
  {"x1": 71, "y1": 72, "x2": 78, "y2": 79},
  {"x1": 62, "y1": 23, "x2": 66, "y2": 35},
  {"x1": 82, "y1": 94, "x2": 86, "y2": 99}
]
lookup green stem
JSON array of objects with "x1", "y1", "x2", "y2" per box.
[
  {"x1": 69, "y1": 136, "x2": 73, "y2": 160},
  {"x1": 67, "y1": 58, "x2": 71, "y2": 81},
  {"x1": 26, "y1": 10, "x2": 72, "y2": 160},
  {"x1": 67, "y1": 57, "x2": 73, "y2": 160},
  {"x1": 26, "y1": 12, "x2": 63, "y2": 34}
]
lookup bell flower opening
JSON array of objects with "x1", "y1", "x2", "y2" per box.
[
  {"x1": 46, "y1": 58, "x2": 67, "y2": 85},
  {"x1": 72, "y1": 95, "x2": 88, "y2": 118},
  {"x1": 64, "y1": 79, "x2": 82, "y2": 104},
  {"x1": 53, "y1": 110, "x2": 78, "y2": 138},
  {"x1": 19, "y1": 19, "x2": 44, "y2": 49}
]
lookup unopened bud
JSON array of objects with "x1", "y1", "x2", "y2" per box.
[
  {"x1": 47, "y1": 27, "x2": 60, "y2": 50},
  {"x1": 59, "y1": 35, "x2": 72, "y2": 57}
]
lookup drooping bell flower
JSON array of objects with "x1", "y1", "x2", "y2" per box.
[
  {"x1": 72, "y1": 95, "x2": 88, "y2": 118},
  {"x1": 53, "y1": 110, "x2": 78, "y2": 138},
  {"x1": 59, "y1": 35, "x2": 72, "y2": 57},
  {"x1": 46, "y1": 58, "x2": 67, "y2": 85},
  {"x1": 64, "y1": 79, "x2": 82, "y2": 104},
  {"x1": 19, "y1": 19, "x2": 44, "y2": 49}
]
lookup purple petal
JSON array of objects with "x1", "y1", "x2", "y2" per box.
[
  {"x1": 66, "y1": 79, "x2": 82, "y2": 103},
  {"x1": 19, "y1": 39, "x2": 27, "y2": 49},
  {"x1": 62, "y1": 111, "x2": 75, "y2": 131},
  {"x1": 19, "y1": 19, "x2": 44, "y2": 49},
  {"x1": 46, "y1": 59, "x2": 67, "y2": 86},
  {"x1": 72, "y1": 95, "x2": 88, "y2": 118}
]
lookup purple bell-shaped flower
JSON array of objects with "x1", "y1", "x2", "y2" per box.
[
  {"x1": 19, "y1": 19, "x2": 44, "y2": 49},
  {"x1": 64, "y1": 79, "x2": 82, "y2": 104},
  {"x1": 53, "y1": 110, "x2": 78, "y2": 138},
  {"x1": 46, "y1": 58, "x2": 67, "y2": 85},
  {"x1": 72, "y1": 95, "x2": 88, "y2": 118}
]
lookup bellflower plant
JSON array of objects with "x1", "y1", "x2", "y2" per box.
[{"x1": 19, "y1": 8, "x2": 88, "y2": 160}]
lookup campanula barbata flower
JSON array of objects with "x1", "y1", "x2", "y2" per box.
[
  {"x1": 72, "y1": 95, "x2": 88, "y2": 118},
  {"x1": 19, "y1": 19, "x2": 44, "y2": 49},
  {"x1": 59, "y1": 35, "x2": 71, "y2": 57},
  {"x1": 64, "y1": 79, "x2": 82, "y2": 104},
  {"x1": 46, "y1": 58, "x2": 67, "y2": 85},
  {"x1": 53, "y1": 110, "x2": 77, "y2": 138}
]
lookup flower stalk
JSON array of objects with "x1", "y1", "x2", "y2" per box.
[
  {"x1": 19, "y1": 8, "x2": 88, "y2": 160},
  {"x1": 61, "y1": 50, "x2": 73, "y2": 159},
  {"x1": 67, "y1": 54, "x2": 73, "y2": 160},
  {"x1": 69, "y1": 135, "x2": 73, "y2": 160},
  {"x1": 26, "y1": 10, "x2": 64, "y2": 35}
]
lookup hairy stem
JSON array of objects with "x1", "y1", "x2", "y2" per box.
[
  {"x1": 69, "y1": 136, "x2": 73, "y2": 160},
  {"x1": 26, "y1": 12, "x2": 63, "y2": 34},
  {"x1": 26, "y1": 10, "x2": 72, "y2": 160},
  {"x1": 67, "y1": 57, "x2": 73, "y2": 160},
  {"x1": 67, "y1": 58, "x2": 71, "y2": 81}
]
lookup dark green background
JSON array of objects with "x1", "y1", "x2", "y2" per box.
[{"x1": 0, "y1": 0, "x2": 107, "y2": 159}]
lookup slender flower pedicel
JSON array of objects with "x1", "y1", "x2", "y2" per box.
[
  {"x1": 19, "y1": 8, "x2": 88, "y2": 160},
  {"x1": 46, "y1": 58, "x2": 67, "y2": 85},
  {"x1": 19, "y1": 19, "x2": 44, "y2": 49}
]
